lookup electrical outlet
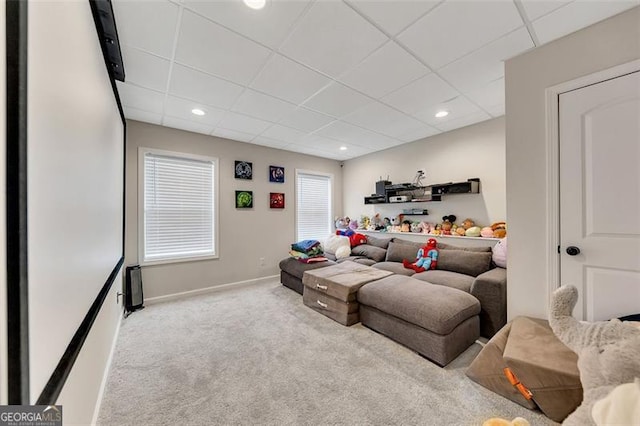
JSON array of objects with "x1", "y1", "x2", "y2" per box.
[{"x1": 259, "y1": 257, "x2": 265, "y2": 267}]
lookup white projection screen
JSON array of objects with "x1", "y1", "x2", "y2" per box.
[{"x1": 27, "y1": 1, "x2": 124, "y2": 402}]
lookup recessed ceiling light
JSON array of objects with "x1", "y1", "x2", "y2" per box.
[
  {"x1": 191, "y1": 108, "x2": 205, "y2": 116},
  {"x1": 435, "y1": 110, "x2": 449, "y2": 118},
  {"x1": 243, "y1": 0, "x2": 266, "y2": 10},
  {"x1": 339, "y1": 146, "x2": 347, "y2": 151}
]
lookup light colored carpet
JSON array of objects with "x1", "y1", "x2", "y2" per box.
[{"x1": 97, "y1": 280, "x2": 558, "y2": 426}]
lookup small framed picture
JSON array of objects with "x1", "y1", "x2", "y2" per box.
[
  {"x1": 270, "y1": 192, "x2": 285, "y2": 209},
  {"x1": 235, "y1": 191, "x2": 253, "y2": 209},
  {"x1": 269, "y1": 165, "x2": 285, "y2": 183},
  {"x1": 235, "y1": 161, "x2": 253, "y2": 180}
]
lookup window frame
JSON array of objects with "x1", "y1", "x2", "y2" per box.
[
  {"x1": 295, "y1": 169, "x2": 334, "y2": 242},
  {"x1": 138, "y1": 147, "x2": 219, "y2": 266}
]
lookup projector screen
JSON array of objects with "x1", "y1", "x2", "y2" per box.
[{"x1": 27, "y1": 1, "x2": 124, "y2": 401}]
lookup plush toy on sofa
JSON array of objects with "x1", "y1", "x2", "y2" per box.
[
  {"x1": 402, "y1": 238, "x2": 439, "y2": 273},
  {"x1": 549, "y1": 285, "x2": 640, "y2": 425}
]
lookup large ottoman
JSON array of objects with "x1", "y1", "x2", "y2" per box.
[
  {"x1": 279, "y1": 257, "x2": 336, "y2": 295},
  {"x1": 302, "y1": 261, "x2": 393, "y2": 326},
  {"x1": 358, "y1": 274, "x2": 481, "y2": 366}
]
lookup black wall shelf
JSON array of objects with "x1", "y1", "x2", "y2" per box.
[{"x1": 364, "y1": 178, "x2": 480, "y2": 205}]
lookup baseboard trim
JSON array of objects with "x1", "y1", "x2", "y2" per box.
[
  {"x1": 90, "y1": 308, "x2": 123, "y2": 426},
  {"x1": 145, "y1": 275, "x2": 279, "y2": 305}
]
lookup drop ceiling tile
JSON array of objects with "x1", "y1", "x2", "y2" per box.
[
  {"x1": 232, "y1": 89, "x2": 297, "y2": 123},
  {"x1": 344, "y1": 102, "x2": 426, "y2": 139},
  {"x1": 251, "y1": 54, "x2": 331, "y2": 104},
  {"x1": 486, "y1": 104, "x2": 506, "y2": 118},
  {"x1": 316, "y1": 121, "x2": 399, "y2": 150},
  {"x1": 396, "y1": 125, "x2": 441, "y2": 143},
  {"x1": 438, "y1": 28, "x2": 533, "y2": 93},
  {"x1": 278, "y1": 108, "x2": 336, "y2": 132},
  {"x1": 169, "y1": 64, "x2": 244, "y2": 110},
  {"x1": 533, "y1": 0, "x2": 640, "y2": 45},
  {"x1": 116, "y1": 82, "x2": 165, "y2": 114},
  {"x1": 339, "y1": 41, "x2": 430, "y2": 99},
  {"x1": 414, "y1": 95, "x2": 482, "y2": 126},
  {"x1": 162, "y1": 116, "x2": 216, "y2": 135},
  {"x1": 279, "y1": 1, "x2": 388, "y2": 78},
  {"x1": 212, "y1": 128, "x2": 256, "y2": 143},
  {"x1": 434, "y1": 110, "x2": 491, "y2": 132},
  {"x1": 346, "y1": 0, "x2": 440, "y2": 36},
  {"x1": 184, "y1": 0, "x2": 310, "y2": 48},
  {"x1": 164, "y1": 96, "x2": 226, "y2": 127},
  {"x1": 252, "y1": 135, "x2": 291, "y2": 149},
  {"x1": 123, "y1": 107, "x2": 162, "y2": 125},
  {"x1": 285, "y1": 144, "x2": 337, "y2": 160},
  {"x1": 120, "y1": 46, "x2": 170, "y2": 92},
  {"x1": 260, "y1": 125, "x2": 307, "y2": 144},
  {"x1": 303, "y1": 82, "x2": 372, "y2": 118},
  {"x1": 217, "y1": 111, "x2": 273, "y2": 135},
  {"x1": 397, "y1": 0, "x2": 523, "y2": 69},
  {"x1": 381, "y1": 73, "x2": 458, "y2": 116},
  {"x1": 519, "y1": 0, "x2": 571, "y2": 20},
  {"x1": 112, "y1": 0, "x2": 179, "y2": 58},
  {"x1": 465, "y1": 78, "x2": 504, "y2": 115},
  {"x1": 175, "y1": 10, "x2": 272, "y2": 85}
]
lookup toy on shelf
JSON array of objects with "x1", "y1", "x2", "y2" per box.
[
  {"x1": 360, "y1": 215, "x2": 370, "y2": 230},
  {"x1": 465, "y1": 226, "x2": 481, "y2": 237},
  {"x1": 402, "y1": 238, "x2": 439, "y2": 273},
  {"x1": 335, "y1": 216, "x2": 350, "y2": 230},
  {"x1": 492, "y1": 221, "x2": 507, "y2": 238},
  {"x1": 441, "y1": 215, "x2": 456, "y2": 235},
  {"x1": 418, "y1": 221, "x2": 435, "y2": 234},
  {"x1": 480, "y1": 226, "x2": 494, "y2": 238},
  {"x1": 401, "y1": 220, "x2": 412, "y2": 233}
]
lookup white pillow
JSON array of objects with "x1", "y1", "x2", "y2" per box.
[
  {"x1": 492, "y1": 237, "x2": 507, "y2": 268},
  {"x1": 323, "y1": 235, "x2": 351, "y2": 260}
]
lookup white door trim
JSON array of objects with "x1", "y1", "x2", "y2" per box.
[{"x1": 544, "y1": 59, "x2": 640, "y2": 308}]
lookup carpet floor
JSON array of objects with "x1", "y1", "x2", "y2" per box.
[{"x1": 97, "y1": 280, "x2": 558, "y2": 426}]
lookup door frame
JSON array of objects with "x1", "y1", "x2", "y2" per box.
[{"x1": 544, "y1": 59, "x2": 640, "y2": 309}]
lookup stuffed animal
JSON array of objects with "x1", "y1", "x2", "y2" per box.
[
  {"x1": 348, "y1": 232, "x2": 367, "y2": 247},
  {"x1": 441, "y1": 215, "x2": 456, "y2": 235},
  {"x1": 492, "y1": 221, "x2": 507, "y2": 238},
  {"x1": 401, "y1": 220, "x2": 411, "y2": 232},
  {"x1": 418, "y1": 221, "x2": 434, "y2": 234},
  {"x1": 481, "y1": 226, "x2": 494, "y2": 238},
  {"x1": 402, "y1": 238, "x2": 438, "y2": 273},
  {"x1": 465, "y1": 226, "x2": 481, "y2": 237},
  {"x1": 336, "y1": 229, "x2": 354, "y2": 237},
  {"x1": 323, "y1": 235, "x2": 351, "y2": 260},
  {"x1": 348, "y1": 219, "x2": 359, "y2": 231},
  {"x1": 462, "y1": 218, "x2": 475, "y2": 229},
  {"x1": 455, "y1": 226, "x2": 466, "y2": 236},
  {"x1": 360, "y1": 215, "x2": 370, "y2": 230},
  {"x1": 372, "y1": 214, "x2": 385, "y2": 231},
  {"x1": 335, "y1": 216, "x2": 349, "y2": 230},
  {"x1": 482, "y1": 418, "x2": 529, "y2": 426},
  {"x1": 549, "y1": 285, "x2": 640, "y2": 426}
]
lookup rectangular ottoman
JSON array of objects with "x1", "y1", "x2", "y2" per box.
[
  {"x1": 358, "y1": 274, "x2": 481, "y2": 366},
  {"x1": 302, "y1": 261, "x2": 393, "y2": 326}
]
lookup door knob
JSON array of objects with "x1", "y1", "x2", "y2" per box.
[{"x1": 566, "y1": 246, "x2": 581, "y2": 256}]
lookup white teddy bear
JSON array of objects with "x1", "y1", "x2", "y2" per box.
[{"x1": 549, "y1": 285, "x2": 640, "y2": 425}]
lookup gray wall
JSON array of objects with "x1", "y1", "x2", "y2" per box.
[
  {"x1": 343, "y1": 117, "x2": 506, "y2": 227},
  {"x1": 505, "y1": 7, "x2": 640, "y2": 319},
  {"x1": 125, "y1": 121, "x2": 343, "y2": 299}
]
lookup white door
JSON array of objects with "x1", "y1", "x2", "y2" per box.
[{"x1": 559, "y1": 71, "x2": 640, "y2": 321}]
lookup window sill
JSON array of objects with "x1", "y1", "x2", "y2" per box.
[{"x1": 140, "y1": 253, "x2": 219, "y2": 267}]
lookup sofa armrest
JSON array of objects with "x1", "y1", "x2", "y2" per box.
[{"x1": 470, "y1": 267, "x2": 507, "y2": 338}]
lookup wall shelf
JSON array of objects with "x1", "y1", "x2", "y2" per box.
[{"x1": 364, "y1": 178, "x2": 480, "y2": 205}]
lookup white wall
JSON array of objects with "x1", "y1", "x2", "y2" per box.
[
  {"x1": 343, "y1": 117, "x2": 505, "y2": 228},
  {"x1": 0, "y1": 0, "x2": 7, "y2": 405},
  {"x1": 505, "y1": 7, "x2": 640, "y2": 319},
  {"x1": 26, "y1": 0, "x2": 124, "y2": 418},
  {"x1": 125, "y1": 121, "x2": 343, "y2": 299}
]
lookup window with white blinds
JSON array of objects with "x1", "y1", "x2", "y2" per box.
[
  {"x1": 140, "y1": 149, "x2": 218, "y2": 263},
  {"x1": 296, "y1": 170, "x2": 332, "y2": 241}
]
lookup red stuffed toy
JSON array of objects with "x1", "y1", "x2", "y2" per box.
[
  {"x1": 403, "y1": 238, "x2": 439, "y2": 273},
  {"x1": 349, "y1": 233, "x2": 367, "y2": 247}
]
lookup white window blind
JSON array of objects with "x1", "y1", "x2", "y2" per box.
[
  {"x1": 296, "y1": 171, "x2": 332, "y2": 241},
  {"x1": 143, "y1": 151, "x2": 216, "y2": 262}
]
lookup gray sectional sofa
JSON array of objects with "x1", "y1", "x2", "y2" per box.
[{"x1": 279, "y1": 235, "x2": 507, "y2": 339}]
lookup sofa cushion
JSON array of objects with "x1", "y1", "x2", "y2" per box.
[
  {"x1": 391, "y1": 237, "x2": 493, "y2": 252},
  {"x1": 412, "y1": 270, "x2": 475, "y2": 293},
  {"x1": 358, "y1": 275, "x2": 480, "y2": 335},
  {"x1": 351, "y1": 244, "x2": 387, "y2": 262},
  {"x1": 373, "y1": 262, "x2": 415, "y2": 276},
  {"x1": 365, "y1": 235, "x2": 392, "y2": 249},
  {"x1": 437, "y1": 249, "x2": 492, "y2": 277},
  {"x1": 278, "y1": 257, "x2": 335, "y2": 280},
  {"x1": 385, "y1": 241, "x2": 420, "y2": 263}
]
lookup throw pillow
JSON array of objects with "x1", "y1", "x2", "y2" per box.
[
  {"x1": 437, "y1": 249, "x2": 493, "y2": 277},
  {"x1": 437, "y1": 241, "x2": 492, "y2": 252},
  {"x1": 492, "y1": 237, "x2": 507, "y2": 268},
  {"x1": 366, "y1": 235, "x2": 392, "y2": 249},
  {"x1": 351, "y1": 244, "x2": 387, "y2": 263},
  {"x1": 385, "y1": 241, "x2": 420, "y2": 263}
]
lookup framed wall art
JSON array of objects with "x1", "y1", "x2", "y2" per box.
[
  {"x1": 235, "y1": 191, "x2": 253, "y2": 208},
  {"x1": 235, "y1": 161, "x2": 253, "y2": 180},
  {"x1": 270, "y1": 192, "x2": 285, "y2": 209},
  {"x1": 269, "y1": 165, "x2": 285, "y2": 183}
]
